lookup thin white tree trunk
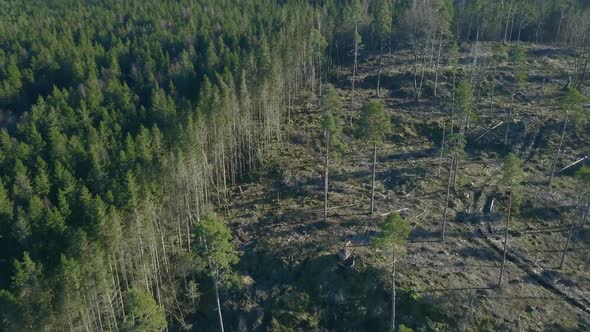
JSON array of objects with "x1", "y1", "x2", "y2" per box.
[
  {"x1": 549, "y1": 113, "x2": 568, "y2": 186},
  {"x1": 371, "y1": 143, "x2": 377, "y2": 214},
  {"x1": 499, "y1": 190, "x2": 513, "y2": 288}
]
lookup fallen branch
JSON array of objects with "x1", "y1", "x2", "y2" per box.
[
  {"x1": 380, "y1": 208, "x2": 409, "y2": 216},
  {"x1": 403, "y1": 184, "x2": 420, "y2": 197},
  {"x1": 556, "y1": 156, "x2": 588, "y2": 174},
  {"x1": 475, "y1": 121, "x2": 504, "y2": 142}
]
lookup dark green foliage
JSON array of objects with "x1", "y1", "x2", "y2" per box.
[
  {"x1": 372, "y1": 212, "x2": 410, "y2": 253},
  {"x1": 0, "y1": 0, "x2": 587, "y2": 330},
  {"x1": 501, "y1": 153, "x2": 525, "y2": 187},
  {"x1": 398, "y1": 324, "x2": 414, "y2": 332},
  {"x1": 321, "y1": 84, "x2": 345, "y2": 157},
  {"x1": 455, "y1": 80, "x2": 476, "y2": 121},
  {"x1": 575, "y1": 166, "x2": 590, "y2": 198},
  {"x1": 561, "y1": 87, "x2": 589, "y2": 131},
  {"x1": 576, "y1": 166, "x2": 590, "y2": 187},
  {"x1": 512, "y1": 45, "x2": 528, "y2": 90},
  {"x1": 370, "y1": 0, "x2": 392, "y2": 45},
  {"x1": 358, "y1": 101, "x2": 391, "y2": 146},
  {"x1": 121, "y1": 288, "x2": 167, "y2": 332},
  {"x1": 193, "y1": 212, "x2": 238, "y2": 284},
  {"x1": 501, "y1": 153, "x2": 525, "y2": 211},
  {"x1": 0, "y1": 0, "x2": 315, "y2": 329},
  {"x1": 445, "y1": 133, "x2": 467, "y2": 159}
]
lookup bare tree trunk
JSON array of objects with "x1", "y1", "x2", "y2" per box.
[
  {"x1": 413, "y1": 49, "x2": 419, "y2": 103},
  {"x1": 450, "y1": 72, "x2": 456, "y2": 134},
  {"x1": 371, "y1": 143, "x2": 377, "y2": 215},
  {"x1": 579, "y1": 203, "x2": 590, "y2": 230},
  {"x1": 438, "y1": 120, "x2": 446, "y2": 176},
  {"x1": 574, "y1": 203, "x2": 590, "y2": 248},
  {"x1": 452, "y1": 151, "x2": 459, "y2": 190},
  {"x1": 549, "y1": 113, "x2": 568, "y2": 186},
  {"x1": 213, "y1": 271, "x2": 225, "y2": 332},
  {"x1": 324, "y1": 130, "x2": 329, "y2": 222},
  {"x1": 559, "y1": 215, "x2": 576, "y2": 269},
  {"x1": 377, "y1": 41, "x2": 384, "y2": 97},
  {"x1": 499, "y1": 190, "x2": 513, "y2": 288},
  {"x1": 556, "y1": 6, "x2": 565, "y2": 45},
  {"x1": 442, "y1": 156, "x2": 454, "y2": 242},
  {"x1": 351, "y1": 23, "x2": 358, "y2": 126},
  {"x1": 490, "y1": 61, "x2": 497, "y2": 114},
  {"x1": 434, "y1": 29, "x2": 444, "y2": 97},
  {"x1": 504, "y1": 105, "x2": 512, "y2": 145},
  {"x1": 504, "y1": 0, "x2": 514, "y2": 43},
  {"x1": 391, "y1": 252, "x2": 396, "y2": 332}
]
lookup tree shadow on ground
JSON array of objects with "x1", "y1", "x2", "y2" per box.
[{"x1": 234, "y1": 247, "x2": 457, "y2": 331}]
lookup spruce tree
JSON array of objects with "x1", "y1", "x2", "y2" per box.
[{"x1": 121, "y1": 288, "x2": 167, "y2": 332}]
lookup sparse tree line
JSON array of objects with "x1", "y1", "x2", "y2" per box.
[{"x1": 0, "y1": 0, "x2": 589, "y2": 331}]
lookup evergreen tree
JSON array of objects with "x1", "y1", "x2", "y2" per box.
[
  {"x1": 498, "y1": 153, "x2": 524, "y2": 288},
  {"x1": 321, "y1": 84, "x2": 345, "y2": 221},
  {"x1": 372, "y1": 212, "x2": 410, "y2": 332},
  {"x1": 455, "y1": 79, "x2": 476, "y2": 132},
  {"x1": 193, "y1": 212, "x2": 238, "y2": 332},
  {"x1": 548, "y1": 88, "x2": 588, "y2": 186},
  {"x1": 358, "y1": 101, "x2": 391, "y2": 214},
  {"x1": 121, "y1": 288, "x2": 167, "y2": 332},
  {"x1": 371, "y1": 0, "x2": 392, "y2": 96}
]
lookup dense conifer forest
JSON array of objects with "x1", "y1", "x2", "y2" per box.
[{"x1": 0, "y1": 0, "x2": 589, "y2": 331}]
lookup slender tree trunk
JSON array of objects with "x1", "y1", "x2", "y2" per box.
[
  {"x1": 549, "y1": 113, "x2": 568, "y2": 186},
  {"x1": 499, "y1": 190, "x2": 513, "y2": 288},
  {"x1": 559, "y1": 215, "x2": 576, "y2": 269},
  {"x1": 573, "y1": 203, "x2": 590, "y2": 248},
  {"x1": 450, "y1": 72, "x2": 456, "y2": 134},
  {"x1": 351, "y1": 23, "x2": 358, "y2": 126},
  {"x1": 490, "y1": 61, "x2": 497, "y2": 114},
  {"x1": 324, "y1": 130, "x2": 329, "y2": 222},
  {"x1": 438, "y1": 120, "x2": 446, "y2": 176},
  {"x1": 452, "y1": 151, "x2": 460, "y2": 190},
  {"x1": 556, "y1": 6, "x2": 565, "y2": 45},
  {"x1": 508, "y1": 6, "x2": 516, "y2": 43},
  {"x1": 412, "y1": 46, "x2": 420, "y2": 103},
  {"x1": 504, "y1": 83, "x2": 516, "y2": 145},
  {"x1": 213, "y1": 271, "x2": 225, "y2": 332},
  {"x1": 579, "y1": 203, "x2": 590, "y2": 231},
  {"x1": 371, "y1": 143, "x2": 377, "y2": 215},
  {"x1": 204, "y1": 238, "x2": 225, "y2": 332},
  {"x1": 442, "y1": 156, "x2": 454, "y2": 242},
  {"x1": 391, "y1": 252, "x2": 396, "y2": 332},
  {"x1": 434, "y1": 29, "x2": 444, "y2": 97},
  {"x1": 504, "y1": 0, "x2": 514, "y2": 43},
  {"x1": 377, "y1": 41, "x2": 384, "y2": 97},
  {"x1": 318, "y1": 15, "x2": 322, "y2": 103},
  {"x1": 517, "y1": 16, "x2": 523, "y2": 42}
]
